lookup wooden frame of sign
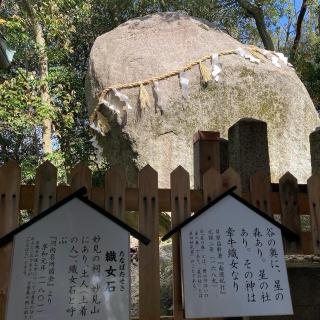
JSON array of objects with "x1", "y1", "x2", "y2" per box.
[
  {"x1": 162, "y1": 187, "x2": 298, "y2": 319},
  {"x1": 0, "y1": 187, "x2": 150, "y2": 320}
]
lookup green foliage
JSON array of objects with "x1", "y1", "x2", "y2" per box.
[
  {"x1": 0, "y1": 0, "x2": 320, "y2": 184},
  {"x1": 295, "y1": 38, "x2": 320, "y2": 110},
  {"x1": 0, "y1": 68, "x2": 42, "y2": 181},
  {"x1": 0, "y1": 0, "x2": 99, "y2": 182}
]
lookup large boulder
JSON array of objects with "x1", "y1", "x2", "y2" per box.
[{"x1": 86, "y1": 12, "x2": 319, "y2": 186}]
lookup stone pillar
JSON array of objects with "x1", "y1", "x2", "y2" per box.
[
  {"x1": 228, "y1": 118, "x2": 270, "y2": 192},
  {"x1": 310, "y1": 128, "x2": 320, "y2": 174}
]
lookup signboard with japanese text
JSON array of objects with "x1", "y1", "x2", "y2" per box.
[
  {"x1": 6, "y1": 198, "x2": 130, "y2": 320},
  {"x1": 180, "y1": 195, "x2": 293, "y2": 318}
]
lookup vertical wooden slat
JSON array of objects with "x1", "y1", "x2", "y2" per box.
[
  {"x1": 170, "y1": 166, "x2": 191, "y2": 320},
  {"x1": 56, "y1": 184, "x2": 70, "y2": 201},
  {"x1": 33, "y1": 161, "x2": 57, "y2": 216},
  {"x1": 192, "y1": 131, "x2": 227, "y2": 319},
  {"x1": 279, "y1": 172, "x2": 301, "y2": 254},
  {"x1": 201, "y1": 167, "x2": 225, "y2": 320},
  {"x1": 0, "y1": 161, "x2": 21, "y2": 320},
  {"x1": 91, "y1": 186, "x2": 104, "y2": 208},
  {"x1": 307, "y1": 173, "x2": 320, "y2": 254},
  {"x1": 222, "y1": 167, "x2": 242, "y2": 196},
  {"x1": 70, "y1": 162, "x2": 92, "y2": 199},
  {"x1": 138, "y1": 165, "x2": 160, "y2": 320},
  {"x1": 105, "y1": 166, "x2": 126, "y2": 219},
  {"x1": 0, "y1": 292, "x2": 5, "y2": 320},
  {"x1": 193, "y1": 131, "x2": 220, "y2": 189},
  {"x1": 250, "y1": 171, "x2": 272, "y2": 217},
  {"x1": 202, "y1": 167, "x2": 223, "y2": 204}
]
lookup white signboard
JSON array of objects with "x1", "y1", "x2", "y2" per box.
[
  {"x1": 6, "y1": 198, "x2": 130, "y2": 320},
  {"x1": 181, "y1": 195, "x2": 293, "y2": 318}
]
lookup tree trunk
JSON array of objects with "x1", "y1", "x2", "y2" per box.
[
  {"x1": 284, "y1": 15, "x2": 292, "y2": 49},
  {"x1": 318, "y1": 4, "x2": 320, "y2": 35},
  {"x1": 236, "y1": 0, "x2": 275, "y2": 51},
  {"x1": 290, "y1": 0, "x2": 308, "y2": 62},
  {"x1": 20, "y1": 0, "x2": 52, "y2": 154}
]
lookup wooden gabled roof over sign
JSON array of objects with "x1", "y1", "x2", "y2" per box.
[
  {"x1": 162, "y1": 186, "x2": 299, "y2": 242},
  {"x1": 0, "y1": 187, "x2": 150, "y2": 247}
]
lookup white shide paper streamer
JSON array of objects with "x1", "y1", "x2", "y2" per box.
[
  {"x1": 275, "y1": 52, "x2": 288, "y2": 65},
  {"x1": 112, "y1": 88, "x2": 132, "y2": 111},
  {"x1": 235, "y1": 47, "x2": 260, "y2": 64},
  {"x1": 89, "y1": 120, "x2": 106, "y2": 136},
  {"x1": 211, "y1": 53, "x2": 222, "y2": 82},
  {"x1": 179, "y1": 72, "x2": 189, "y2": 100},
  {"x1": 271, "y1": 56, "x2": 281, "y2": 68},
  {"x1": 153, "y1": 81, "x2": 164, "y2": 113},
  {"x1": 90, "y1": 136, "x2": 104, "y2": 162}
]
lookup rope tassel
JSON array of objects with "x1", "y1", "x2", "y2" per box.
[
  {"x1": 139, "y1": 84, "x2": 151, "y2": 110},
  {"x1": 199, "y1": 61, "x2": 212, "y2": 83}
]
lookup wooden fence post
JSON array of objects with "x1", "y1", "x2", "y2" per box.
[
  {"x1": 0, "y1": 161, "x2": 21, "y2": 320},
  {"x1": 170, "y1": 166, "x2": 191, "y2": 320},
  {"x1": 219, "y1": 138, "x2": 229, "y2": 173},
  {"x1": 70, "y1": 162, "x2": 92, "y2": 199},
  {"x1": 193, "y1": 131, "x2": 220, "y2": 189},
  {"x1": 33, "y1": 161, "x2": 57, "y2": 216},
  {"x1": 105, "y1": 166, "x2": 126, "y2": 219},
  {"x1": 307, "y1": 173, "x2": 320, "y2": 254},
  {"x1": 202, "y1": 167, "x2": 223, "y2": 203},
  {"x1": 0, "y1": 293, "x2": 4, "y2": 320},
  {"x1": 249, "y1": 171, "x2": 272, "y2": 217},
  {"x1": 222, "y1": 168, "x2": 242, "y2": 196},
  {"x1": 138, "y1": 165, "x2": 160, "y2": 320},
  {"x1": 279, "y1": 172, "x2": 301, "y2": 254},
  {"x1": 195, "y1": 144, "x2": 225, "y2": 320}
]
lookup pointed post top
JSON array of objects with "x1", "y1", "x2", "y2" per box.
[
  {"x1": 279, "y1": 171, "x2": 297, "y2": 184},
  {"x1": 222, "y1": 167, "x2": 241, "y2": 195},
  {"x1": 307, "y1": 172, "x2": 320, "y2": 185},
  {"x1": 71, "y1": 162, "x2": 91, "y2": 173},
  {"x1": 171, "y1": 165, "x2": 189, "y2": 177},
  {"x1": 70, "y1": 162, "x2": 92, "y2": 197},
  {"x1": 36, "y1": 160, "x2": 57, "y2": 173},
  {"x1": 204, "y1": 166, "x2": 220, "y2": 176},
  {"x1": 139, "y1": 164, "x2": 157, "y2": 177},
  {"x1": 222, "y1": 167, "x2": 239, "y2": 178},
  {"x1": 203, "y1": 166, "x2": 223, "y2": 203}
]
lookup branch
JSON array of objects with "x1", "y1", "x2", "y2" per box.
[
  {"x1": 318, "y1": 3, "x2": 320, "y2": 36},
  {"x1": 236, "y1": 0, "x2": 274, "y2": 50},
  {"x1": 290, "y1": 0, "x2": 308, "y2": 62},
  {"x1": 284, "y1": 15, "x2": 292, "y2": 49}
]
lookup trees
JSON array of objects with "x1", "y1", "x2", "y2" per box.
[
  {"x1": 19, "y1": 0, "x2": 52, "y2": 154},
  {"x1": 0, "y1": 0, "x2": 96, "y2": 181},
  {"x1": 236, "y1": 0, "x2": 275, "y2": 50}
]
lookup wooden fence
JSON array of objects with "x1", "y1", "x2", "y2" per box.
[{"x1": 1, "y1": 130, "x2": 320, "y2": 320}]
